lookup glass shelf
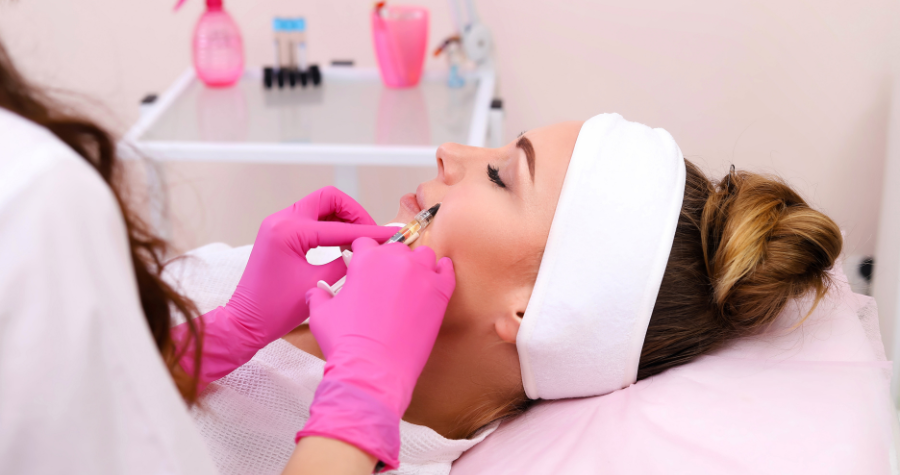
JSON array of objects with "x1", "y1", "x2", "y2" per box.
[{"x1": 123, "y1": 67, "x2": 495, "y2": 167}]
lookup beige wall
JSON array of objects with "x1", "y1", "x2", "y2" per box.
[{"x1": 0, "y1": 0, "x2": 895, "y2": 257}]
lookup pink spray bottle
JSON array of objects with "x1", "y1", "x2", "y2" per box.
[{"x1": 175, "y1": 0, "x2": 244, "y2": 87}]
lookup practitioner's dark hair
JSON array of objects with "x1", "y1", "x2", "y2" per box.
[
  {"x1": 0, "y1": 40, "x2": 204, "y2": 402},
  {"x1": 637, "y1": 159, "x2": 843, "y2": 380}
]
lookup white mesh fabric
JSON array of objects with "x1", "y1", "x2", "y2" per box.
[
  {"x1": 193, "y1": 339, "x2": 494, "y2": 475},
  {"x1": 164, "y1": 243, "x2": 494, "y2": 475}
]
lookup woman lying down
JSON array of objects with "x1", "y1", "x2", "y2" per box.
[{"x1": 166, "y1": 113, "x2": 894, "y2": 475}]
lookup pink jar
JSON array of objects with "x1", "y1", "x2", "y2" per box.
[{"x1": 372, "y1": 5, "x2": 429, "y2": 88}]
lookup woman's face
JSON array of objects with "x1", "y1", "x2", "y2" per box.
[
  {"x1": 387, "y1": 121, "x2": 581, "y2": 437},
  {"x1": 392, "y1": 121, "x2": 582, "y2": 341}
]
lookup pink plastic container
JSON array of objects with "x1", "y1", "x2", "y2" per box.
[
  {"x1": 180, "y1": 0, "x2": 244, "y2": 87},
  {"x1": 372, "y1": 5, "x2": 429, "y2": 88}
]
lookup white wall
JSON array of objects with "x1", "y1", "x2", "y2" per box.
[
  {"x1": 0, "y1": 0, "x2": 895, "y2": 261},
  {"x1": 873, "y1": 27, "x2": 900, "y2": 390}
]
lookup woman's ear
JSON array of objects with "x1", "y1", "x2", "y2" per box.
[
  {"x1": 494, "y1": 311, "x2": 523, "y2": 344},
  {"x1": 495, "y1": 284, "x2": 531, "y2": 344}
]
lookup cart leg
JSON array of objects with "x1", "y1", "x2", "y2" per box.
[
  {"x1": 489, "y1": 99, "x2": 504, "y2": 148},
  {"x1": 334, "y1": 165, "x2": 360, "y2": 199},
  {"x1": 145, "y1": 159, "x2": 171, "y2": 240}
]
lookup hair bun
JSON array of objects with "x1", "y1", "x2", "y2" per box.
[{"x1": 700, "y1": 168, "x2": 843, "y2": 330}]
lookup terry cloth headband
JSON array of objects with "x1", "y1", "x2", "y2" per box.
[{"x1": 517, "y1": 113, "x2": 686, "y2": 400}]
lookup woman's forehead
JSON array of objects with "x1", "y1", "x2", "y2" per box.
[{"x1": 527, "y1": 121, "x2": 582, "y2": 188}]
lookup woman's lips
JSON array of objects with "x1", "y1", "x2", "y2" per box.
[{"x1": 400, "y1": 192, "x2": 422, "y2": 216}]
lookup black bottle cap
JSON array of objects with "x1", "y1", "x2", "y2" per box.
[
  {"x1": 263, "y1": 67, "x2": 274, "y2": 89},
  {"x1": 309, "y1": 64, "x2": 322, "y2": 86}
]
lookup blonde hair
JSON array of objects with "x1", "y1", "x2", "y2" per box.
[{"x1": 638, "y1": 160, "x2": 842, "y2": 379}]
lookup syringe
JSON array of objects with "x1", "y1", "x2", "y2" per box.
[{"x1": 316, "y1": 203, "x2": 441, "y2": 296}]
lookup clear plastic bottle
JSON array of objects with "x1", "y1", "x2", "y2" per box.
[{"x1": 178, "y1": 0, "x2": 244, "y2": 87}]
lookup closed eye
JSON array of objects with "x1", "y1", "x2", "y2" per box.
[{"x1": 487, "y1": 164, "x2": 506, "y2": 188}]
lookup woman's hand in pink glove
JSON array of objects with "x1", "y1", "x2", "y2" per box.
[
  {"x1": 297, "y1": 238, "x2": 455, "y2": 471},
  {"x1": 172, "y1": 187, "x2": 398, "y2": 388}
]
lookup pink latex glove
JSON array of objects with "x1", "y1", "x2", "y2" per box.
[
  {"x1": 171, "y1": 187, "x2": 398, "y2": 388},
  {"x1": 297, "y1": 238, "x2": 455, "y2": 471}
]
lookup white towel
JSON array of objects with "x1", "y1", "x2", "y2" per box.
[{"x1": 517, "y1": 113, "x2": 686, "y2": 400}]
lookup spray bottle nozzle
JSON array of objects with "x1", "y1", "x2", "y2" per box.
[{"x1": 174, "y1": 0, "x2": 222, "y2": 11}]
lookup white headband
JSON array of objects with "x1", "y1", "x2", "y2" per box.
[{"x1": 517, "y1": 113, "x2": 686, "y2": 400}]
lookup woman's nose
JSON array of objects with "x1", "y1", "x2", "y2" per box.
[{"x1": 435, "y1": 142, "x2": 479, "y2": 186}]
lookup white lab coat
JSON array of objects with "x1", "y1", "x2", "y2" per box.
[{"x1": 0, "y1": 109, "x2": 218, "y2": 475}]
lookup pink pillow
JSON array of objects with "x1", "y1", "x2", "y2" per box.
[{"x1": 452, "y1": 273, "x2": 896, "y2": 474}]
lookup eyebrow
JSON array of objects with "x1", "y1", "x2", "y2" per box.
[{"x1": 516, "y1": 135, "x2": 536, "y2": 182}]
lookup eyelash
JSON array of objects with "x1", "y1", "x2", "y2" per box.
[{"x1": 487, "y1": 165, "x2": 507, "y2": 188}]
